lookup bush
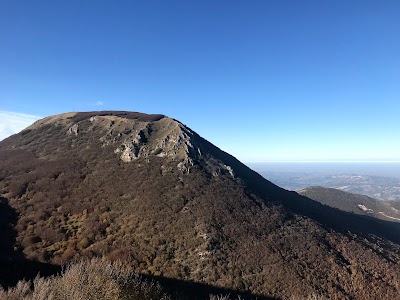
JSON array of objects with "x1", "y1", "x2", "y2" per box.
[{"x1": 0, "y1": 258, "x2": 170, "y2": 300}]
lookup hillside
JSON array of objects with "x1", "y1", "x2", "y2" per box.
[
  {"x1": 298, "y1": 186, "x2": 400, "y2": 222},
  {"x1": 1, "y1": 111, "x2": 400, "y2": 299}
]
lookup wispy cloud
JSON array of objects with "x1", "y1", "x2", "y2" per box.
[
  {"x1": 0, "y1": 111, "x2": 41, "y2": 141},
  {"x1": 95, "y1": 101, "x2": 104, "y2": 106}
]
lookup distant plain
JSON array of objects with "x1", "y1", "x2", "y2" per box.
[{"x1": 247, "y1": 162, "x2": 400, "y2": 201}]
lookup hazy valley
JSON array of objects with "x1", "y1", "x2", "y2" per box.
[{"x1": 249, "y1": 163, "x2": 400, "y2": 202}]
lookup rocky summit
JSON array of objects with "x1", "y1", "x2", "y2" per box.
[{"x1": 1, "y1": 111, "x2": 400, "y2": 299}]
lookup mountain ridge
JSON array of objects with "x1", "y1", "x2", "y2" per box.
[
  {"x1": 297, "y1": 186, "x2": 400, "y2": 222},
  {"x1": 1, "y1": 111, "x2": 400, "y2": 299}
]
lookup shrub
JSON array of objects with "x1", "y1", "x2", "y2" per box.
[{"x1": 0, "y1": 258, "x2": 170, "y2": 300}]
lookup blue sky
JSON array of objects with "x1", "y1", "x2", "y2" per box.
[{"x1": 1, "y1": 1, "x2": 399, "y2": 162}]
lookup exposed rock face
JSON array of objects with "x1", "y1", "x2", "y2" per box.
[
  {"x1": 27, "y1": 111, "x2": 232, "y2": 175},
  {"x1": 67, "y1": 124, "x2": 79, "y2": 136}
]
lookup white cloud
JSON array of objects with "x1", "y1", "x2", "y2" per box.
[
  {"x1": 95, "y1": 101, "x2": 104, "y2": 106},
  {"x1": 0, "y1": 111, "x2": 41, "y2": 141}
]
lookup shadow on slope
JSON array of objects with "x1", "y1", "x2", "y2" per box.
[
  {"x1": 0, "y1": 196, "x2": 61, "y2": 288},
  {"x1": 142, "y1": 274, "x2": 278, "y2": 300}
]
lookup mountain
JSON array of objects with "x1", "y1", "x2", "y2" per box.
[
  {"x1": 298, "y1": 186, "x2": 400, "y2": 222},
  {"x1": 1, "y1": 111, "x2": 400, "y2": 299}
]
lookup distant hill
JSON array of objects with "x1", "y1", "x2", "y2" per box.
[
  {"x1": 297, "y1": 186, "x2": 400, "y2": 222},
  {"x1": 1, "y1": 111, "x2": 400, "y2": 299},
  {"x1": 252, "y1": 167, "x2": 400, "y2": 201}
]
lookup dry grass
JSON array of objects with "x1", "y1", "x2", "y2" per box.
[{"x1": 0, "y1": 258, "x2": 170, "y2": 300}]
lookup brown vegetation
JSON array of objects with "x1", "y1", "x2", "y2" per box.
[
  {"x1": 0, "y1": 259, "x2": 170, "y2": 300},
  {"x1": 297, "y1": 186, "x2": 400, "y2": 222},
  {"x1": 0, "y1": 258, "x2": 327, "y2": 300},
  {"x1": 0, "y1": 111, "x2": 400, "y2": 299}
]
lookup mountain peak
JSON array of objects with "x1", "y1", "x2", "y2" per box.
[
  {"x1": 24, "y1": 111, "x2": 230, "y2": 175},
  {"x1": 27, "y1": 111, "x2": 165, "y2": 130},
  {"x1": 2, "y1": 110, "x2": 400, "y2": 299}
]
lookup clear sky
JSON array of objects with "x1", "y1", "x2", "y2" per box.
[{"x1": 1, "y1": 1, "x2": 399, "y2": 162}]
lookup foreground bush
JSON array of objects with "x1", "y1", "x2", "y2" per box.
[{"x1": 0, "y1": 258, "x2": 170, "y2": 300}]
